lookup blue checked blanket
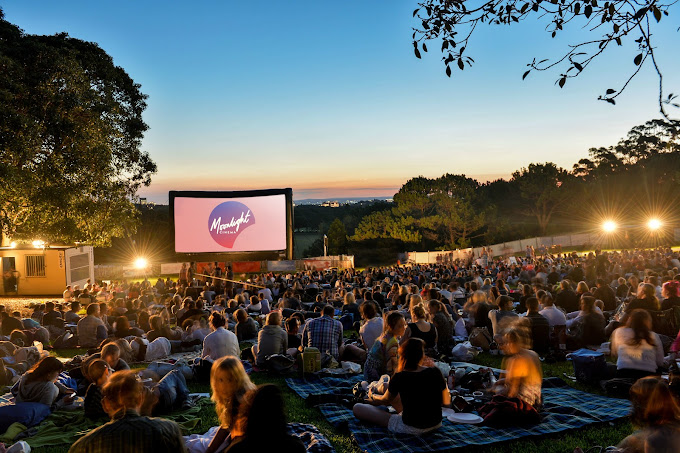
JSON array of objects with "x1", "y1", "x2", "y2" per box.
[
  {"x1": 311, "y1": 378, "x2": 631, "y2": 452},
  {"x1": 285, "y1": 374, "x2": 364, "y2": 399}
]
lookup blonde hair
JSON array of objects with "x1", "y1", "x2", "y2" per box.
[
  {"x1": 210, "y1": 356, "x2": 256, "y2": 429},
  {"x1": 409, "y1": 294, "x2": 423, "y2": 310},
  {"x1": 344, "y1": 292, "x2": 355, "y2": 305},
  {"x1": 265, "y1": 311, "x2": 282, "y2": 326}
]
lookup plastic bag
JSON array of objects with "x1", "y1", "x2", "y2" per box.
[
  {"x1": 454, "y1": 318, "x2": 468, "y2": 337},
  {"x1": 451, "y1": 342, "x2": 481, "y2": 362}
]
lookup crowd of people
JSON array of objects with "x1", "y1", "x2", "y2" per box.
[{"x1": 1, "y1": 246, "x2": 680, "y2": 452}]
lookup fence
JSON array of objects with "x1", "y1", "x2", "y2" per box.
[
  {"x1": 94, "y1": 255, "x2": 355, "y2": 281},
  {"x1": 404, "y1": 228, "x2": 680, "y2": 265}
]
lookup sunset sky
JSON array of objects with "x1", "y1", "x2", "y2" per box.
[{"x1": 5, "y1": 1, "x2": 679, "y2": 202}]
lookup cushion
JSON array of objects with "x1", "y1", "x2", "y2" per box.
[{"x1": 0, "y1": 402, "x2": 51, "y2": 431}]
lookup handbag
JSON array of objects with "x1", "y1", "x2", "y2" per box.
[{"x1": 469, "y1": 327, "x2": 493, "y2": 350}]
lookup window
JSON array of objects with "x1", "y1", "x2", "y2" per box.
[
  {"x1": 26, "y1": 255, "x2": 46, "y2": 277},
  {"x1": 69, "y1": 253, "x2": 90, "y2": 282}
]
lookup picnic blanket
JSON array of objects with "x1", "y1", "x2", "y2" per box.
[
  {"x1": 21, "y1": 396, "x2": 213, "y2": 448},
  {"x1": 285, "y1": 374, "x2": 364, "y2": 400},
  {"x1": 313, "y1": 378, "x2": 632, "y2": 452},
  {"x1": 184, "y1": 423, "x2": 335, "y2": 453}
]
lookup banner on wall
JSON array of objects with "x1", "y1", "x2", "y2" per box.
[
  {"x1": 267, "y1": 260, "x2": 295, "y2": 272},
  {"x1": 232, "y1": 261, "x2": 261, "y2": 273}
]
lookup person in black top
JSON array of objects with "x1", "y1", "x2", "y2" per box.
[
  {"x1": 524, "y1": 297, "x2": 550, "y2": 355},
  {"x1": 225, "y1": 384, "x2": 305, "y2": 453},
  {"x1": 555, "y1": 280, "x2": 580, "y2": 314},
  {"x1": 401, "y1": 304, "x2": 437, "y2": 356},
  {"x1": 285, "y1": 318, "x2": 301, "y2": 350},
  {"x1": 353, "y1": 338, "x2": 450, "y2": 434},
  {"x1": 593, "y1": 278, "x2": 617, "y2": 312},
  {"x1": 661, "y1": 281, "x2": 680, "y2": 310},
  {"x1": 567, "y1": 296, "x2": 606, "y2": 348}
]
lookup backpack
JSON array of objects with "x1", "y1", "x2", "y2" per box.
[{"x1": 265, "y1": 354, "x2": 295, "y2": 374}]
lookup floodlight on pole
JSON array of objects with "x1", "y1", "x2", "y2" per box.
[
  {"x1": 647, "y1": 218, "x2": 662, "y2": 231},
  {"x1": 134, "y1": 257, "x2": 148, "y2": 269},
  {"x1": 602, "y1": 220, "x2": 617, "y2": 233}
]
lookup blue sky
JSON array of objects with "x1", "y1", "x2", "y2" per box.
[{"x1": 4, "y1": 1, "x2": 679, "y2": 202}]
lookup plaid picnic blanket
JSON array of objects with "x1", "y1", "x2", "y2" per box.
[
  {"x1": 285, "y1": 374, "x2": 364, "y2": 400},
  {"x1": 315, "y1": 378, "x2": 632, "y2": 452}
]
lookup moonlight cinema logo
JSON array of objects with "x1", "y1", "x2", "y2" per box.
[{"x1": 208, "y1": 201, "x2": 255, "y2": 248}]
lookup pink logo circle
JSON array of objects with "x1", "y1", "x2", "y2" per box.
[{"x1": 208, "y1": 201, "x2": 256, "y2": 248}]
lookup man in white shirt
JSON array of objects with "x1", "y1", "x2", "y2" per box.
[
  {"x1": 202, "y1": 312, "x2": 239, "y2": 361},
  {"x1": 539, "y1": 294, "x2": 567, "y2": 327},
  {"x1": 439, "y1": 285, "x2": 452, "y2": 303},
  {"x1": 63, "y1": 285, "x2": 73, "y2": 303}
]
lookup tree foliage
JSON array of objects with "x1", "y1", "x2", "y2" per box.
[
  {"x1": 411, "y1": 0, "x2": 678, "y2": 118},
  {"x1": 327, "y1": 218, "x2": 349, "y2": 255},
  {"x1": 511, "y1": 163, "x2": 575, "y2": 235},
  {"x1": 350, "y1": 118, "x2": 679, "y2": 251},
  {"x1": 0, "y1": 11, "x2": 156, "y2": 246}
]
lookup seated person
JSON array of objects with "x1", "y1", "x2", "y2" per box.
[
  {"x1": 614, "y1": 377, "x2": 680, "y2": 453},
  {"x1": 0, "y1": 312, "x2": 24, "y2": 336},
  {"x1": 285, "y1": 318, "x2": 301, "y2": 352},
  {"x1": 69, "y1": 370, "x2": 186, "y2": 452},
  {"x1": 102, "y1": 342, "x2": 131, "y2": 372},
  {"x1": 252, "y1": 312, "x2": 288, "y2": 367},
  {"x1": 245, "y1": 296, "x2": 262, "y2": 314},
  {"x1": 428, "y1": 300, "x2": 453, "y2": 356},
  {"x1": 146, "y1": 315, "x2": 182, "y2": 342},
  {"x1": 256, "y1": 293, "x2": 271, "y2": 315},
  {"x1": 205, "y1": 357, "x2": 256, "y2": 453},
  {"x1": 64, "y1": 302, "x2": 82, "y2": 324},
  {"x1": 225, "y1": 384, "x2": 305, "y2": 453},
  {"x1": 492, "y1": 321, "x2": 543, "y2": 408},
  {"x1": 353, "y1": 338, "x2": 450, "y2": 434},
  {"x1": 77, "y1": 303, "x2": 107, "y2": 349},
  {"x1": 488, "y1": 295, "x2": 519, "y2": 336},
  {"x1": 41, "y1": 301, "x2": 65, "y2": 339},
  {"x1": 299, "y1": 305, "x2": 344, "y2": 360},
  {"x1": 11, "y1": 357, "x2": 75, "y2": 408},
  {"x1": 400, "y1": 304, "x2": 437, "y2": 356},
  {"x1": 359, "y1": 301, "x2": 383, "y2": 350},
  {"x1": 84, "y1": 359, "x2": 110, "y2": 419},
  {"x1": 234, "y1": 309, "x2": 258, "y2": 342},
  {"x1": 610, "y1": 309, "x2": 664, "y2": 381},
  {"x1": 524, "y1": 297, "x2": 550, "y2": 355},
  {"x1": 113, "y1": 316, "x2": 144, "y2": 338},
  {"x1": 538, "y1": 294, "x2": 567, "y2": 327},
  {"x1": 567, "y1": 296, "x2": 606, "y2": 348},
  {"x1": 203, "y1": 312, "x2": 240, "y2": 362},
  {"x1": 364, "y1": 312, "x2": 406, "y2": 382}
]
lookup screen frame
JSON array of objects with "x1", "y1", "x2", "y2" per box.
[{"x1": 169, "y1": 188, "x2": 294, "y2": 260}]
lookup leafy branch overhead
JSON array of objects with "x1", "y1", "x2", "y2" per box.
[{"x1": 412, "y1": 0, "x2": 678, "y2": 118}]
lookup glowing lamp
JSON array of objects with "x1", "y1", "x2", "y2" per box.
[
  {"x1": 134, "y1": 257, "x2": 148, "y2": 269},
  {"x1": 602, "y1": 220, "x2": 617, "y2": 233},
  {"x1": 647, "y1": 218, "x2": 662, "y2": 231}
]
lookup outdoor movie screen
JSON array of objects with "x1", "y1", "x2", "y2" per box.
[{"x1": 170, "y1": 189, "x2": 291, "y2": 254}]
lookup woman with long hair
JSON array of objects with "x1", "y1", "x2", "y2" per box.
[
  {"x1": 205, "y1": 356, "x2": 257, "y2": 453},
  {"x1": 611, "y1": 309, "x2": 664, "y2": 381},
  {"x1": 225, "y1": 385, "x2": 304, "y2": 453},
  {"x1": 363, "y1": 312, "x2": 406, "y2": 382},
  {"x1": 11, "y1": 356, "x2": 73, "y2": 407},
  {"x1": 493, "y1": 321, "x2": 543, "y2": 408},
  {"x1": 400, "y1": 304, "x2": 437, "y2": 356},
  {"x1": 353, "y1": 338, "x2": 450, "y2": 434},
  {"x1": 616, "y1": 377, "x2": 680, "y2": 452}
]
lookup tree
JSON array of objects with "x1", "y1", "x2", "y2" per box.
[
  {"x1": 430, "y1": 174, "x2": 490, "y2": 248},
  {"x1": 327, "y1": 218, "x2": 348, "y2": 255},
  {"x1": 411, "y1": 0, "x2": 678, "y2": 118},
  {"x1": 511, "y1": 163, "x2": 574, "y2": 235},
  {"x1": 0, "y1": 10, "x2": 156, "y2": 246},
  {"x1": 351, "y1": 210, "x2": 423, "y2": 244}
]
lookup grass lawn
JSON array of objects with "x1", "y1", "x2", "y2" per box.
[{"x1": 29, "y1": 350, "x2": 633, "y2": 453}]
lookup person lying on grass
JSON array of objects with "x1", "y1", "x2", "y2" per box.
[{"x1": 353, "y1": 338, "x2": 451, "y2": 435}]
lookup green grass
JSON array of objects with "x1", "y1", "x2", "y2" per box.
[{"x1": 30, "y1": 350, "x2": 633, "y2": 453}]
